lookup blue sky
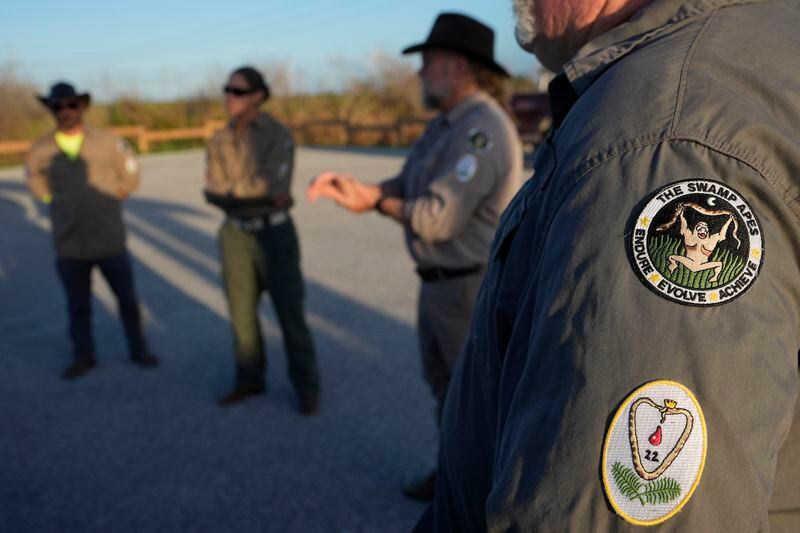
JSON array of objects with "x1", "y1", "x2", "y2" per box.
[{"x1": 3, "y1": 0, "x2": 540, "y2": 101}]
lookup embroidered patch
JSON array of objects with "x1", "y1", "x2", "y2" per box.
[
  {"x1": 602, "y1": 380, "x2": 707, "y2": 526},
  {"x1": 629, "y1": 179, "x2": 763, "y2": 306},
  {"x1": 124, "y1": 156, "x2": 138, "y2": 174},
  {"x1": 454, "y1": 154, "x2": 478, "y2": 183},
  {"x1": 467, "y1": 127, "x2": 493, "y2": 154}
]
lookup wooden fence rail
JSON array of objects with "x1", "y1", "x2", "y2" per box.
[{"x1": 0, "y1": 117, "x2": 430, "y2": 156}]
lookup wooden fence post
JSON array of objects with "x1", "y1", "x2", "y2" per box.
[
  {"x1": 136, "y1": 126, "x2": 150, "y2": 153},
  {"x1": 343, "y1": 122, "x2": 351, "y2": 146}
]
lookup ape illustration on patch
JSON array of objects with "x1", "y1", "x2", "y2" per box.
[
  {"x1": 658, "y1": 202, "x2": 738, "y2": 283},
  {"x1": 629, "y1": 179, "x2": 763, "y2": 306}
]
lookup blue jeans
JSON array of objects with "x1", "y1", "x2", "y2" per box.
[{"x1": 56, "y1": 251, "x2": 147, "y2": 360}]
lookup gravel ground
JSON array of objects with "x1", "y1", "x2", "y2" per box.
[{"x1": 0, "y1": 147, "x2": 436, "y2": 533}]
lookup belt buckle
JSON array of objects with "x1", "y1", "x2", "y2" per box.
[
  {"x1": 238, "y1": 217, "x2": 264, "y2": 232},
  {"x1": 269, "y1": 212, "x2": 288, "y2": 226}
]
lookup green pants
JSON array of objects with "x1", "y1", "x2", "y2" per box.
[{"x1": 218, "y1": 216, "x2": 319, "y2": 394}]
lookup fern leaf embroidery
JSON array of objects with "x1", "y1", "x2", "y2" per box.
[
  {"x1": 611, "y1": 463, "x2": 682, "y2": 507},
  {"x1": 611, "y1": 462, "x2": 642, "y2": 500},
  {"x1": 639, "y1": 477, "x2": 682, "y2": 505}
]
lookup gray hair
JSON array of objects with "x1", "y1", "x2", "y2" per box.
[{"x1": 512, "y1": 0, "x2": 537, "y2": 52}]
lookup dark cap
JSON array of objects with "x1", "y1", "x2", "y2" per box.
[
  {"x1": 38, "y1": 82, "x2": 91, "y2": 107},
  {"x1": 402, "y1": 13, "x2": 510, "y2": 78},
  {"x1": 231, "y1": 66, "x2": 271, "y2": 101}
]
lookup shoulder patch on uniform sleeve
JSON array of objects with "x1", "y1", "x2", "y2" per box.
[
  {"x1": 466, "y1": 127, "x2": 493, "y2": 154},
  {"x1": 125, "y1": 156, "x2": 138, "y2": 174},
  {"x1": 602, "y1": 380, "x2": 707, "y2": 526},
  {"x1": 628, "y1": 179, "x2": 763, "y2": 306},
  {"x1": 454, "y1": 154, "x2": 478, "y2": 183}
]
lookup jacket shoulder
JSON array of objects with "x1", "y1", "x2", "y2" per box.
[
  {"x1": 675, "y1": 1, "x2": 800, "y2": 148},
  {"x1": 208, "y1": 127, "x2": 230, "y2": 147},
  {"x1": 672, "y1": 1, "x2": 800, "y2": 214},
  {"x1": 554, "y1": 8, "x2": 734, "y2": 180},
  {"x1": 84, "y1": 127, "x2": 130, "y2": 151},
  {"x1": 260, "y1": 113, "x2": 293, "y2": 141}
]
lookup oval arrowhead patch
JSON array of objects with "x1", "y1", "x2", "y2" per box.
[
  {"x1": 629, "y1": 179, "x2": 763, "y2": 306},
  {"x1": 602, "y1": 380, "x2": 707, "y2": 526}
]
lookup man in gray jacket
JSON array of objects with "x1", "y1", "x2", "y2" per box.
[
  {"x1": 26, "y1": 82, "x2": 158, "y2": 380},
  {"x1": 418, "y1": 0, "x2": 800, "y2": 531},
  {"x1": 308, "y1": 13, "x2": 524, "y2": 500}
]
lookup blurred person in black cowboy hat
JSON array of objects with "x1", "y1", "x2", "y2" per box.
[
  {"x1": 204, "y1": 66, "x2": 320, "y2": 414},
  {"x1": 25, "y1": 81, "x2": 159, "y2": 380},
  {"x1": 307, "y1": 13, "x2": 524, "y2": 500}
]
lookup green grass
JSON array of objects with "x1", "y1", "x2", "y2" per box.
[{"x1": 649, "y1": 234, "x2": 744, "y2": 289}]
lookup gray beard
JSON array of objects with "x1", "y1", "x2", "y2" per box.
[
  {"x1": 512, "y1": 0, "x2": 569, "y2": 72},
  {"x1": 512, "y1": 0, "x2": 538, "y2": 54}
]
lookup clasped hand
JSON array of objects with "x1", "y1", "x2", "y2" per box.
[{"x1": 306, "y1": 172, "x2": 380, "y2": 213}]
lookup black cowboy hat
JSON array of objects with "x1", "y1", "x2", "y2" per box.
[
  {"x1": 38, "y1": 82, "x2": 91, "y2": 108},
  {"x1": 402, "y1": 12, "x2": 510, "y2": 78}
]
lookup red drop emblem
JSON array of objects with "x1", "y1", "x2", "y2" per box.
[{"x1": 649, "y1": 426, "x2": 663, "y2": 446}]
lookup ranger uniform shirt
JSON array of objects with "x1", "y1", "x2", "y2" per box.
[
  {"x1": 25, "y1": 127, "x2": 140, "y2": 260},
  {"x1": 204, "y1": 112, "x2": 294, "y2": 218},
  {"x1": 387, "y1": 91, "x2": 523, "y2": 269},
  {"x1": 429, "y1": 1, "x2": 800, "y2": 532}
]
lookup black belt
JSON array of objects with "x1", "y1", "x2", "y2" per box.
[{"x1": 416, "y1": 265, "x2": 484, "y2": 282}]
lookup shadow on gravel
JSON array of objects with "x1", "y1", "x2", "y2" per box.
[{"x1": 0, "y1": 181, "x2": 432, "y2": 533}]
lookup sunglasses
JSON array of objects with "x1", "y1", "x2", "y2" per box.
[
  {"x1": 223, "y1": 86, "x2": 257, "y2": 96},
  {"x1": 50, "y1": 101, "x2": 81, "y2": 112}
]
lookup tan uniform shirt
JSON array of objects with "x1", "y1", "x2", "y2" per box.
[
  {"x1": 25, "y1": 127, "x2": 140, "y2": 260},
  {"x1": 204, "y1": 112, "x2": 294, "y2": 218},
  {"x1": 388, "y1": 91, "x2": 524, "y2": 269}
]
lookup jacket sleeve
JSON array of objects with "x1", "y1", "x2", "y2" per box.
[
  {"x1": 484, "y1": 141, "x2": 799, "y2": 532},
  {"x1": 404, "y1": 121, "x2": 511, "y2": 243},
  {"x1": 205, "y1": 131, "x2": 229, "y2": 195},
  {"x1": 112, "y1": 137, "x2": 140, "y2": 194},
  {"x1": 24, "y1": 146, "x2": 51, "y2": 200}
]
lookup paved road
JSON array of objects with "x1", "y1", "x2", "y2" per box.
[{"x1": 0, "y1": 147, "x2": 437, "y2": 533}]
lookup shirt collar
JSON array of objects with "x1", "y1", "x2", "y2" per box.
[{"x1": 49, "y1": 125, "x2": 95, "y2": 142}]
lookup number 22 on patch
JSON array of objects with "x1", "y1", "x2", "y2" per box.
[{"x1": 644, "y1": 450, "x2": 660, "y2": 462}]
